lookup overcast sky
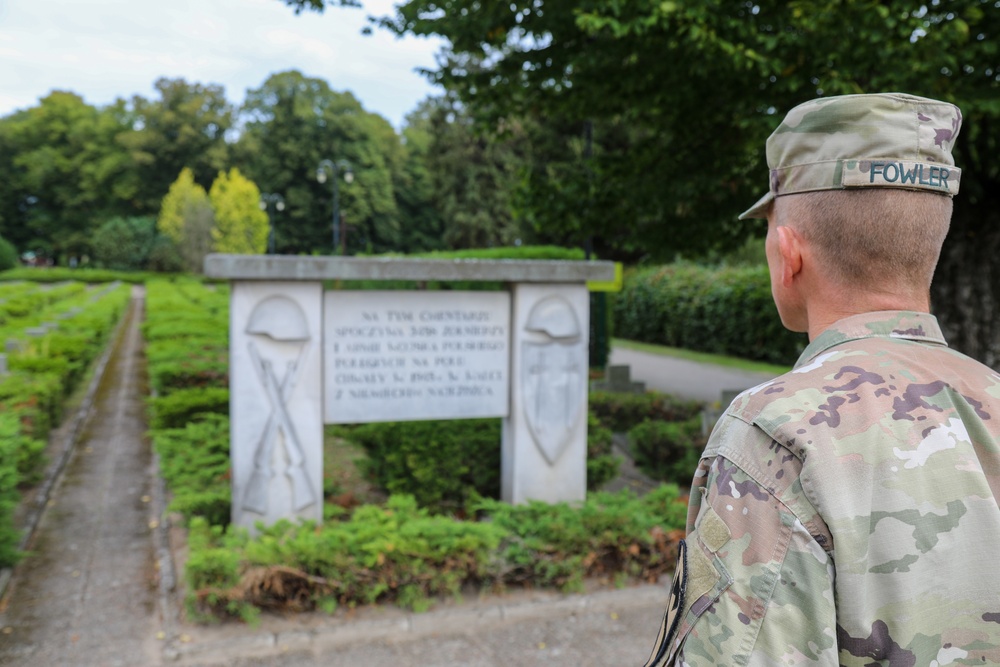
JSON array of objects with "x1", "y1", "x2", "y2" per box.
[{"x1": 0, "y1": 0, "x2": 446, "y2": 130}]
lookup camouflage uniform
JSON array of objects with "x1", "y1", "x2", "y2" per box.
[
  {"x1": 645, "y1": 311, "x2": 1000, "y2": 665},
  {"x1": 644, "y1": 94, "x2": 1000, "y2": 665}
]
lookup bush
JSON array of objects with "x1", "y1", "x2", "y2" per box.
[
  {"x1": 91, "y1": 216, "x2": 159, "y2": 271},
  {"x1": 614, "y1": 263, "x2": 806, "y2": 365},
  {"x1": 628, "y1": 417, "x2": 705, "y2": 484},
  {"x1": 476, "y1": 484, "x2": 687, "y2": 591},
  {"x1": 148, "y1": 387, "x2": 230, "y2": 430},
  {"x1": 351, "y1": 419, "x2": 501, "y2": 514},
  {"x1": 151, "y1": 414, "x2": 231, "y2": 525},
  {"x1": 0, "y1": 236, "x2": 17, "y2": 271},
  {"x1": 184, "y1": 486, "x2": 688, "y2": 620},
  {"x1": 589, "y1": 390, "x2": 702, "y2": 433},
  {"x1": 586, "y1": 413, "x2": 619, "y2": 490}
]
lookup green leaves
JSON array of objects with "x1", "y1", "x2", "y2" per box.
[
  {"x1": 209, "y1": 168, "x2": 269, "y2": 255},
  {"x1": 614, "y1": 263, "x2": 807, "y2": 364}
]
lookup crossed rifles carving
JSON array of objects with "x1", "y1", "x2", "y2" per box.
[{"x1": 241, "y1": 296, "x2": 316, "y2": 515}]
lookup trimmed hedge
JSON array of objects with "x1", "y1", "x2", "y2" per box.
[
  {"x1": 628, "y1": 417, "x2": 705, "y2": 485},
  {"x1": 589, "y1": 390, "x2": 702, "y2": 433},
  {"x1": 613, "y1": 263, "x2": 806, "y2": 365},
  {"x1": 349, "y1": 415, "x2": 620, "y2": 514}
]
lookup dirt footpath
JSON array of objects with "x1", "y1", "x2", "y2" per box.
[{"x1": 0, "y1": 286, "x2": 162, "y2": 667}]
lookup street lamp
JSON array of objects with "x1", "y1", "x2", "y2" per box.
[
  {"x1": 259, "y1": 193, "x2": 285, "y2": 255},
  {"x1": 316, "y1": 158, "x2": 354, "y2": 255}
]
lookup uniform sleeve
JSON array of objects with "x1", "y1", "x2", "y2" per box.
[{"x1": 674, "y1": 454, "x2": 840, "y2": 666}]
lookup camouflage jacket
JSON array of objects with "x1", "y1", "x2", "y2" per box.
[{"x1": 644, "y1": 311, "x2": 1000, "y2": 666}]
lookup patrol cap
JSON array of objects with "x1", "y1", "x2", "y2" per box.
[{"x1": 739, "y1": 92, "x2": 963, "y2": 220}]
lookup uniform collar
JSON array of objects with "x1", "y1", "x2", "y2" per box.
[{"x1": 794, "y1": 310, "x2": 947, "y2": 370}]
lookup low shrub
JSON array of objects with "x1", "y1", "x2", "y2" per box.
[
  {"x1": 148, "y1": 387, "x2": 230, "y2": 430},
  {"x1": 184, "y1": 486, "x2": 687, "y2": 620},
  {"x1": 628, "y1": 417, "x2": 705, "y2": 485},
  {"x1": 589, "y1": 390, "x2": 702, "y2": 433},
  {"x1": 586, "y1": 414, "x2": 619, "y2": 490},
  {"x1": 151, "y1": 414, "x2": 231, "y2": 525},
  {"x1": 476, "y1": 484, "x2": 686, "y2": 591},
  {"x1": 351, "y1": 413, "x2": 621, "y2": 513},
  {"x1": 351, "y1": 419, "x2": 501, "y2": 514}
]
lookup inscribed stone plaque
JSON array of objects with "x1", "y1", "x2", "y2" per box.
[{"x1": 324, "y1": 291, "x2": 511, "y2": 423}]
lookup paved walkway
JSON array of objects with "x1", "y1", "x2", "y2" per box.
[
  {"x1": 608, "y1": 346, "x2": 780, "y2": 403},
  {"x1": 0, "y1": 321, "x2": 775, "y2": 665},
  {"x1": 0, "y1": 286, "x2": 160, "y2": 666}
]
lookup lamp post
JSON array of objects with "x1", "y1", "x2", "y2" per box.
[
  {"x1": 316, "y1": 158, "x2": 354, "y2": 255},
  {"x1": 259, "y1": 193, "x2": 285, "y2": 255}
]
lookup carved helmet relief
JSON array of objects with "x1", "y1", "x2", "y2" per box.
[
  {"x1": 522, "y1": 295, "x2": 585, "y2": 465},
  {"x1": 242, "y1": 295, "x2": 316, "y2": 515}
]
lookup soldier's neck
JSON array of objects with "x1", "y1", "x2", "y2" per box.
[{"x1": 803, "y1": 288, "x2": 931, "y2": 341}]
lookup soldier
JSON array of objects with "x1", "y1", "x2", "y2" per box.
[{"x1": 643, "y1": 93, "x2": 1000, "y2": 665}]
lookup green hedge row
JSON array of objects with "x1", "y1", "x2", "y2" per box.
[
  {"x1": 0, "y1": 281, "x2": 131, "y2": 565},
  {"x1": 144, "y1": 279, "x2": 232, "y2": 526},
  {"x1": 613, "y1": 263, "x2": 807, "y2": 365},
  {"x1": 345, "y1": 413, "x2": 619, "y2": 514},
  {"x1": 0, "y1": 267, "x2": 173, "y2": 284}
]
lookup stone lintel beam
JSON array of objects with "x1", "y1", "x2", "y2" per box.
[{"x1": 204, "y1": 254, "x2": 615, "y2": 283}]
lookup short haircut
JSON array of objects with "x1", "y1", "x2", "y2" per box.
[{"x1": 775, "y1": 189, "x2": 952, "y2": 290}]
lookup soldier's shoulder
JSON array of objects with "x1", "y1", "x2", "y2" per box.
[{"x1": 725, "y1": 337, "x2": 1000, "y2": 446}]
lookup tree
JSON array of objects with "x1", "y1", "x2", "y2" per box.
[
  {"x1": 157, "y1": 168, "x2": 216, "y2": 272},
  {"x1": 354, "y1": 0, "x2": 1000, "y2": 366},
  {"x1": 209, "y1": 168, "x2": 269, "y2": 254},
  {"x1": 416, "y1": 96, "x2": 530, "y2": 249},
  {"x1": 394, "y1": 101, "x2": 446, "y2": 253},
  {"x1": 157, "y1": 168, "x2": 208, "y2": 243},
  {"x1": 91, "y1": 216, "x2": 158, "y2": 270},
  {"x1": 118, "y1": 78, "x2": 234, "y2": 213},
  {"x1": 234, "y1": 70, "x2": 403, "y2": 255},
  {"x1": 0, "y1": 92, "x2": 137, "y2": 260}
]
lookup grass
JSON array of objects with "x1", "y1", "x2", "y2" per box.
[{"x1": 611, "y1": 338, "x2": 791, "y2": 376}]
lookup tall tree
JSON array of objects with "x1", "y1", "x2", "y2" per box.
[
  {"x1": 394, "y1": 101, "x2": 446, "y2": 253},
  {"x1": 235, "y1": 70, "x2": 403, "y2": 255},
  {"x1": 209, "y1": 168, "x2": 269, "y2": 254},
  {"x1": 346, "y1": 0, "x2": 1000, "y2": 366},
  {"x1": 158, "y1": 167, "x2": 215, "y2": 272},
  {"x1": 0, "y1": 91, "x2": 134, "y2": 260},
  {"x1": 418, "y1": 96, "x2": 530, "y2": 249},
  {"x1": 119, "y1": 77, "x2": 234, "y2": 212}
]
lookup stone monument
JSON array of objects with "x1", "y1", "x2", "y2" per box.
[{"x1": 206, "y1": 254, "x2": 615, "y2": 527}]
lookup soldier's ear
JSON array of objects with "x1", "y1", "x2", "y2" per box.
[{"x1": 775, "y1": 224, "x2": 803, "y2": 288}]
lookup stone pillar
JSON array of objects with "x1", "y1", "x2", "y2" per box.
[
  {"x1": 502, "y1": 283, "x2": 590, "y2": 504},
  {"x1": 230, "y1": 282, "x2": 324, "y2": 528}
]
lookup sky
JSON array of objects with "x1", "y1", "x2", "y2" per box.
[{"x1": 0, "y1": 0, "x2": 447, "y2": 131}]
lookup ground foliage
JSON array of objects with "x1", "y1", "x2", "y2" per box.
[
  {"x1": 589, "y1": 390, "x2": 703, "y2": 434},
  {"x1": 185, "y1": 486, "x2": 687, "y2": 622},
  {"x1": 348, "y1": 414, "x2": 620, "y2": 514},
  {"x1": 629, "y1": 418, "x2": 706, "y2": 485}
]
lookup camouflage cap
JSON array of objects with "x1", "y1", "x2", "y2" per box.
[{"x1": 739, "y1": 92, "x2": 963, "y2": 220}]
